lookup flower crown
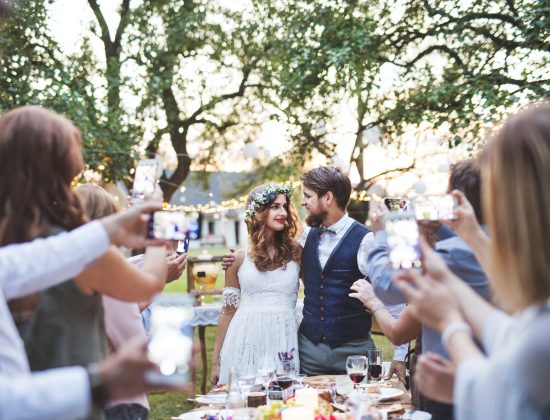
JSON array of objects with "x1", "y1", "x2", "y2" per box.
[{"x1": 245, "y1": 183, "x2": 293, "y2": 222}]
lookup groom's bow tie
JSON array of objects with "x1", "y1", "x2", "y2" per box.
[{"x1": 318, "y1": 226, "x2": 336, "y2": 235}]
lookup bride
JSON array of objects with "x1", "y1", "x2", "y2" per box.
[{"x1": 211, "y1": 183, "x2": 302, "y2": 385}]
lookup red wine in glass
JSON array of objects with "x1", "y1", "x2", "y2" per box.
[
  {"x1": 369, "y1": 364, "x2": 383, "y2": 380},
  {"x1": 349, "y1": 372, "x2": 366, "y2": 384},
  {"x1": 276, "y1": 376, "x2": 294, "y2": 390}
]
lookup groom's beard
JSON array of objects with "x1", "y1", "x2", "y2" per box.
[{"x1": 305, "y1": 209, "x2": 328, "y2": 227}]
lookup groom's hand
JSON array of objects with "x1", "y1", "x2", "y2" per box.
[
  {"x1": 221, "y1": 248, "x2": 236, "y2": 271},
  {"x1": 386, "y1": 360, "x2": 407, "y2": 386}
]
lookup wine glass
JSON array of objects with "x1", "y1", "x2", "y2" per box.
[
  {"x1": 367, "y1": 349, "x2": 384, "y2": 382},
  {"x1": 257, "y1": 356, "x2": 277, "y2": 391},
  {"x1": 346, "y1": 355, "x2": 368, "y2": 393}
]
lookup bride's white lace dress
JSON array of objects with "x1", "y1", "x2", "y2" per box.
[{"x1": 218, "y1": 251, "x2": 300, "y2": 384}]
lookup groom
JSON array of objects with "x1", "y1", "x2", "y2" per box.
[{"x1": 298, "y1": 166, "x2": 406, "y2": 377}]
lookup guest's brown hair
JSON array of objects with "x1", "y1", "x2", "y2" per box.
[
  {"x1": 448, "y1": 159, "x2": 484, "y2": 224},
  {"x1": 75, "y1": 184, "x2": 120, "y2": 220},
  {"x1": 300, "y1": 166, "x2": 352, "y2": 210},
  {"x1": 246, "y1": 185, "x2": 301, "y2": 272},
  {"x1": 481, "y1": 103, "x2": 550, "y2": 312},
  {"x1": 0, "y1": 106, "x2": 86, "y2": 245}
]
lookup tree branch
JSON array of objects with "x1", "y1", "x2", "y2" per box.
[
  {"x1": 186, "y1": 62, "x2": 258, "y2": 125},
  {"x1": 87, "y1": 0, "x2": 113, "y2": 52},
  {"x1": 114, "y1": 0, "x2": 131, "y2": 48}
]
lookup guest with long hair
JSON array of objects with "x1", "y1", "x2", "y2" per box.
[
  {"x1": 0, "y1": 107, "x2": 166, "y2": 402},
  {"x1": 396, "y1": 103, "x2": 550, "y2": 419}
]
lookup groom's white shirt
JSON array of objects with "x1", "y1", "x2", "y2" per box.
[{"x1": 299, "y1": 214, "x2": 408, "y2": 361}]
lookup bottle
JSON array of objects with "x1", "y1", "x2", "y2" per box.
[{"x1": 225, "y1": 368, "x2": 245, "y2": 409}]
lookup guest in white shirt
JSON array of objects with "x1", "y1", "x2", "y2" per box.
[
  {"x1": 395, "y1": 103, "x2": 550, "y2": 420},
  {"x1": 0, "y1": 205, "x2": 187, "y2": 420}
]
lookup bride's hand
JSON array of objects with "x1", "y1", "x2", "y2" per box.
[{"x1": 210, "y1": 362, "x2": 220, "y2": 387}]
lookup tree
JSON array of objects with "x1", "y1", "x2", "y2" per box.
[
  {"x1": 84, "y1": 0, "x2": 270, "y2": 199},
  {"x1": 0, "y1": 0, "x2": 137, "y2": 181},
  {"x1": 382, "y1": 0, "x2": 550, "y2": 146}
]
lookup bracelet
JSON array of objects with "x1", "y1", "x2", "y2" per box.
[
  {"x1": 441, "y1": 320, "x2": 473, "y2": 350},
  {"x1": 369, "y1": 305, "x2": 385, "y2": 315},
  {"x1": 87, "y1": 363, "x2": 109, "y2": 408}
]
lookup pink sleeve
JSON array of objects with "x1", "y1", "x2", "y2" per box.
[{"x1": 102, "y1": 295, "x2": 147, "y2": 351}]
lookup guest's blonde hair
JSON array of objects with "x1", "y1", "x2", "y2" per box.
[
  {"x1": 75, "y1": 184, "x2": 120, "y2": 220},
  {"x1": 481, "y1": 103, "x2": 550, "y2": 312}
]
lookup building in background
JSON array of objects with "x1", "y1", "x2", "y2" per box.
[{"x1": 170, "y1": 172, "x2": 249, "y2": 249}]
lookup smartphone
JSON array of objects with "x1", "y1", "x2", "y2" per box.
[
  {"x1": 413, "y1": 194, "x2": 457, "y2": 221},
  {"x1": 145, "y1": 294, "x2": 195, "y2": 387},
  {"x1": 132, "y1": 159, "x2": 159, "y2": 200},
  {"x1": 385, "y1": 213, "x2": 422, "y2": 270},
  {"x1": 384, "y1": 197, "x2": 409, "y2": 213},
  {"x1": 176, "y1": 237, "x2": 189, "y2": 255},
  {"x1": 148, "y1": 211, "x2": 187, "y2": 240}
]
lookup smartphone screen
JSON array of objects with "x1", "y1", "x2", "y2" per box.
[
  {"x1": 385, "y1": 213, "x2": 422, "y2": 270},
  {"x1": 132, "y1": 159, "x2": 159, "y2": 199},
  {"x1": 384, "y1": 197, "x2": 409, "y2": 212},
  {"x1": 413, "y1": 194, "x2": 457, "y2": 221},
  {"x1": 146, "y1": 294, "x2": 194, "y2": 387},
  {"x1": 149, "y1": 211, "x2": 187, "y2": 240}
]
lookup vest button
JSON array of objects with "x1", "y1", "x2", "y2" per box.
[
  {"x1": 320, "y1": 274, "x2": 325, "y2": 279},
  {"x1": 320, "y1": 316, "x2": 325, "y2": 321},
  {"x1": 320, "y1": 307, "x2": 324, "y2": 311},
  {"x1": 320, "y1": 296, "x2": 324, "y2": 300},
  {"x1": 320, "y1": 285, "x2": 324, "y2": 289}
]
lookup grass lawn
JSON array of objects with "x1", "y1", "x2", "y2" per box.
[{"x1": 149, "y1": 245, "x2": 401, "y2": 419}]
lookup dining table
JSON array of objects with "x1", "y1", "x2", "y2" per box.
[{"x1": 178, "y1": 374, "x2": 416, "y2": 420}]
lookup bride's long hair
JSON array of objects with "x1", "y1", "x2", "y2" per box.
[{"x1": 246, "y1": 184, "x2": 301, "y2": 272}]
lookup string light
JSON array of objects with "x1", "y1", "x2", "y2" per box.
[{"x1": 163, "y1": 181, "x2": 381, "y2": 213}]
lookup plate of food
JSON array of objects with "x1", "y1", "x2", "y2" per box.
[
  {"x1": 365, "y1": 385, "x2": 404, "y2": 401},
  {"x1": 303, "y1": 375, "x2": 336, "y2": 389},
  {"x1": 193, "y1": 393, "x2": 228, "y2": 405},
  {"x1": 176, "y1": 409, "x2": 221, "y2": 419}
]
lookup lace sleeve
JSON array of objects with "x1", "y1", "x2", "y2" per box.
[{"x1": 222, "y1": 287, "x2": 241, "y2": 308}]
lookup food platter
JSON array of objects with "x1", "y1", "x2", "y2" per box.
[{"x1": 302, "y1": 375, "x2": 336, "y2": 388}]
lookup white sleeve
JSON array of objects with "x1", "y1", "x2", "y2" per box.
[
  {"x1": 299, "y1": 227, "x2": 310, "y2": 248},
  {"x1": 384, "y1": 303, "x2": 409, "y2": 361},
  {"x1": 454, "y1": 356, "x2": 527, "y2": 420},
  {"x1": 481, "y1": 310, "x2": 514, "y2": 356},
  {"x1": 357, "y1": 231, "x2": 375, "y2": 277},
  {"x1": 0, "y1": 367, "x2": 91, "y2": 420},
  {"x1": 0, "y1": 221, "x2": 110, "y2": 300}
]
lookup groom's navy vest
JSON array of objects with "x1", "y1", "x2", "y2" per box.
[{"x1": 299, "y1": 222, "x2": 372, "y2": 348}]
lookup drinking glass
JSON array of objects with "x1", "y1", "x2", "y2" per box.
[
  {"x1": 257, "y1": 356, "x2": 276, "y2": 391},
  {"x1": 367, "y1": 349, "x2": 384, "y2": 382},
  {"x1": 237, "y1": 374, "x2": 256, "y2": 407},
  {"x1": 346, "y1": 355, "x2": 368, "y2": 392}
]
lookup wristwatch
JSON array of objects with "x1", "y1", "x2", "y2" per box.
[{"x1": 87, "y1": 363, "x2": 109, "y2": 408}]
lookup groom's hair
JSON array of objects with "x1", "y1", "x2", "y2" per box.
[{"x1": 300, "y1": 166, "x2": 351, "y2": 211}]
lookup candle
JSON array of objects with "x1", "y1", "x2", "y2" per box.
[
  {"x1": 294, "y1": 388, "x2": 318, "y2": 410},
  {"x1": 281, "y1": 407, "x2": 314, "y2": 420}
]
